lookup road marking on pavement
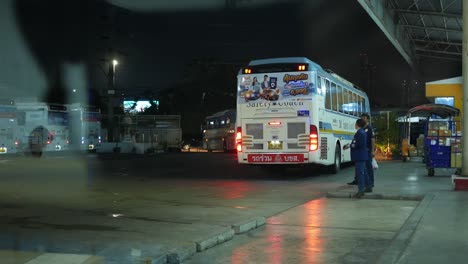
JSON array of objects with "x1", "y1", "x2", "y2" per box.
[{"x1": 25, "y1": 253, "x2": 100, "y2": 264}]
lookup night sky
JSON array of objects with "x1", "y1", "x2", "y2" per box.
[{"x1": 3, "y1": 0, "x2": 462, "y2": 109}]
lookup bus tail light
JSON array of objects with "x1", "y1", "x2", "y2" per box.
[
  {"x1": 268, "y1": 121, "x2": 282, "y2": 126},
  {"x1": 236, "y1": 127, "x2": 242, "y2": 152},
  {"x1": 309, "y1": 125, "x2": 319, "y2": 151}
]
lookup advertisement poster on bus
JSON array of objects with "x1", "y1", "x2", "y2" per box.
[{"x1": 238, "y1": 72, "x2": 316, "y2": 106}]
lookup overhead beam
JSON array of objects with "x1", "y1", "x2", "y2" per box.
[
  {"x1": 418, "y1": 54, "x2": 461, "y2": 61},
  {"x1": 393, "y1": 9, "x2": 462, "y2": 19},
  {"x1": 357, "y1": 0, "x2": 416, "y2": 69},
  {"x1": 415, "y1": 47, "x2": 461, "y2": 56},
  {"x1": 401, "y1": 24, "x2": 462, "y2": 33},
  {"x1": 413, "y1": 39, "x2": 462, "y2": 46}
]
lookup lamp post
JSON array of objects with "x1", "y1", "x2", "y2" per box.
[
  {"x1": 112, "y1": 59, "x2": 118, "y2": 86},
  {"x1": 107, "y1": 59, "x2": 118, "y2": 142}
]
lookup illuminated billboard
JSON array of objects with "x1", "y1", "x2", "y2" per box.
[{"x1": 123, "y1": 100, "x2": 159, "y2": 113}]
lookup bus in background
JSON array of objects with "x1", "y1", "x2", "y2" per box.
[
  {"x1": 16, "y1": 102, "x2": 70, "y2": 155},
  {"x1": 69, "y1": 103, "x2": 102, "y2": 152},
  {"x1": 236, "y1": 57, "x2": 370, "y2": 173},
  {"x1": 203, "y1": 109, "x2": 236, "y2": 152},
  {"x1": 0, "y1": 100, "x2": 18, "y2": 155}
]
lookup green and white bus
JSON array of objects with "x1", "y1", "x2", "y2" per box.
[
  {"x1": 236, "y1": 57, "x2": 370, "y2": 173},
  {"x1": 203, "y1": 109, "x2": 236, "y2": 152}
]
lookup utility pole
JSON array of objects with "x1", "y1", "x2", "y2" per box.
[
  {"x1": 402, "y1": 80, "x2": 408, "y2": 106},
  {"x1": 360, "y1": 53, "x2": 376, "y2": 105}
]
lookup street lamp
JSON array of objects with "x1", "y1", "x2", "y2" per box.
[
  {"x1": 107, "y1": 59, "x2": 119, "y2": 142},
  {"x1": 112, "y1": 59, "x2": 118, "y2": 87}
]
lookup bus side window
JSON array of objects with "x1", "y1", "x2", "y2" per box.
[
  {"x1": 352, "y1": 93, "x2": 358, "y2": 116},
  {"x1": 361, "y1": 96, "x2": 367, "y2": 114},
  {"x1": 343, "y1": 89, "x2": 350, "y2": 115},
  {"x1": 359, "y1": 96, "x2": 364, "y2": 115},
  {"x1": 337, "y1": 85, "x2": 343, "y2": 113},
  {"x1": 357, "y1": 95, "x2": 362, "y2": 116},
  {"x1": 317, "y1": 76, "x2": 322, "y2": 95},
  {"x1": 325, "y1": 80, "x2": 331, "y2": 110},
  {"x1": 331, "y1": 82, "x2": 337, "y2": 112}
]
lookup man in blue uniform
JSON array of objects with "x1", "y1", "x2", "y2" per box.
[
  {"x1": 360, "y1": 113, "x2": 375, "y2": 192},
  {"x1": 344, "y1": 119, "x2": 369, "y2": 198},
  {"x1": 347, "y1": 113, "x2": 375, "y2": 192}
]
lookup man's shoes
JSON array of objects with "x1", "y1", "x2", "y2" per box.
[
  {"x1": 365, "y1": 187, "x2": 373, "y2": 193},
  {"x1": 354, "y1": 192, "x2": 364, "y2": 198},
  {"x1": 347, "y1": 180, "x2": 358, "y2": 185}
]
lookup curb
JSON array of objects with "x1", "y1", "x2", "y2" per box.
[
  {"x1": 166, "y1": 243, "x2": 197, "y2": 264},
  {"x1": 326, "y1": 191, "x2": 424, "y2": 201},
  {"x1": 196, "y1": 228, "x2": 235, "y2": 252},
  {"x1": 232, "y1": 217, "x2": 266, "y2": 234},
  {"x1": 377, "y1": 193, "x2": 435, "y2": 264},
  {"x1": 164, "y1": 217, "x2": 266, "y2": 263}
]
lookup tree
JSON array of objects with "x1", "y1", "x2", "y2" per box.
[{"x1": 372, "y1": 111, "x2": 401, "y2": 157}]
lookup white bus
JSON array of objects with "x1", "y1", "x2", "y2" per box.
[
  {"x1": 0, "y1": 101, "x2": 18, "y2": 155},
  {"x1": 69, "y1": 104, "x2": 102, "y2": 151},
  {"x1": 236, "y1": 57, "x2": 370, "y2": 173},
  {"x1": 202, "y1": 109, "x2": 236, "y2": 152},
  {"x1": 16, "y1": 102, "x2": 70, "y2": 155}
]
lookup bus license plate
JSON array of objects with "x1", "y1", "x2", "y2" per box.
[
  {"x1": 268, "y1": 141, "x2": 283, "y2": 150},
  {"x1": 248, "y1": 154, "x2": 304, "y2": 163}
]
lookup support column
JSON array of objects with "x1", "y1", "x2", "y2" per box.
[{"x1": 462, "y1": 1, "x2": 468, "y2": 175}]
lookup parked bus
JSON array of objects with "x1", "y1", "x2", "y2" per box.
[
  {"x1": 0, "y1": 100, "x2": 18, "y2": 155},
  {"x1": 202, "y1": 109, "x2": 236, "y2": 152},
  {"x1": 16, "y1": 102, "x2": 70, "y2": 155},
  {"x1": 236, "y1": 57, "x2": 370, "y2": 173},
  {"x1": 69, "y1": 103, "x2": 102, "y2": 151}
]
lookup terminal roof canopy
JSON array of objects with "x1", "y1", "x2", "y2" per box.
[
  {"x1": 359, "y1": 0, "x2": 463, "y2": 64},
  {"x1": 407, "y1": 103, "x2": 460, "y2": 118}
]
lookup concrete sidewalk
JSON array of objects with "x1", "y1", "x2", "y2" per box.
[
  {"x1": 187, "y1": 160, "x2": 468, "y2": 264},
  {"x1": 328, "y1": 161, "x2": 468, "y2": 264}
]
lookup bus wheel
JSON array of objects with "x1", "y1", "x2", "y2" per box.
[{"x1": 330, "y1": 145, "x2": 341, "y2": 174}]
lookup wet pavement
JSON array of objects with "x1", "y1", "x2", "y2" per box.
[
  {"x1": 0, "y1": 153, "x2": 464, "y2": 263},
  {"x1": 186, "y1": 198, "x2": 418, "y2": 264}
]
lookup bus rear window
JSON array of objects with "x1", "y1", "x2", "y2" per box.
[
  {"x1": 242, "y1": 63, "x2": 309, "y2": 74},
  {"x1": 48, "y1": 111, "x2": 69, "y2": 126}
]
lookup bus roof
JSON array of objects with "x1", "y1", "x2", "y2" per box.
[
  {"x1": 206, "y1": 109, "x2": 235, "y2": 119},
  {"x1": 248, "y1": 57, "x2": 323, "y2": 70}
]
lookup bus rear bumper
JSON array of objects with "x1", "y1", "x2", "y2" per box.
[{"x1": 237, "y1": 152, "x2": 312, "y2": 165}]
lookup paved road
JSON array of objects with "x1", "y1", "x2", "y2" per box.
[{"x1": 0, "y1": 153, "x2": 453, "y2": 263}]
